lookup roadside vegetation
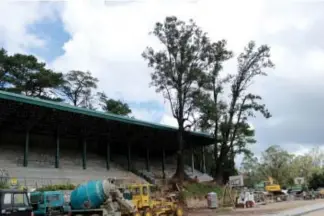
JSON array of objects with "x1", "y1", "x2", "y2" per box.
[{"x1": 36, "y1": 184, "x2": 76, "y2": 192}]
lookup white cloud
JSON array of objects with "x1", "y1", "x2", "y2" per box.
[
  {"x1": 160, "y1": 115, "x2": 178, "y2": 128},
  {"x1": 306, "y1": 49, "x2": 324, "y2": 72},
  {"x1": 0, "y1": 1, "x2": 59, "y2": 54},
  {"x1": 50, "y1": 0, "x2": 269, "y2": 127},
  {"x1": 51, "y1": 0, "x2": 269, "y2": 102}
]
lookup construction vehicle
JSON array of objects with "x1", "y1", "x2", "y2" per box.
[
  {"x1": 0, "y1": 189, "x2": 33, "y2": 216},
  {"x1": 263, "y1": 177, "x2": 288, "y2": 201},
  {"x1": 30, "y1": 191, "x2": 69, "y2": 216},
  {"x1": 67, "y1": 179, "x2": 137, "y2": 216},
  {"x1": 264, "y1": 177, "x2": 281, "y2": 192},
  {"x1": 122, "y1": 183, "x2": 184, "y2": 216}
]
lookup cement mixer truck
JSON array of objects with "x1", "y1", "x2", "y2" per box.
[{"x1": 68, "y1": 179, "x2": 138, "y2": 216}]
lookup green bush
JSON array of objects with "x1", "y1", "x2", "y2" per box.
[
  {"x1": 180, "y1": 183, "x2": 223, "y2": 200},
  {"x1": 0, "y1": 182, "x2": 9, "y2": 189},
  {"x1": 36, "y1": 184, "x2": 76, "y2": 192}
]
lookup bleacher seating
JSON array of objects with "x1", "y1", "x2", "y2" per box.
[
  {"x1": 0, "y1": 146, "x2": 146, "y2": 188},
  {"x1": 0, "y1": 144, "x2": 212, "y2": 188}
]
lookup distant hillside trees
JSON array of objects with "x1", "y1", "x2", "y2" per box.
[{"x1": 240, "y1": 145, "x2": 324, "y2": 188}]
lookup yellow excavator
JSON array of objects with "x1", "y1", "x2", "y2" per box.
[
  {"x1": 264, "y1": 177, "x2": 281, "y2": 192},
  {"x1": 263, "y1": 177, "x2": 287, "y2": 201}
]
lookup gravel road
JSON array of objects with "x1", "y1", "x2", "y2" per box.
[
  {"x1": 188, "y1": 199, "x2": 324, "y2": 216},
  {"x1": 302, "y1": 209, "x2": 324, "y2": 216}
]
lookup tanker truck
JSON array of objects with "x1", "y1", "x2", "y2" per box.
[{"x1": 68, "y1": 179, "x2": 137, "y2": 216}]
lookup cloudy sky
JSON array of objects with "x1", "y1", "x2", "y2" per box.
[{"x1": 0, "y1": 0, "x2": 323, "y2": 158}]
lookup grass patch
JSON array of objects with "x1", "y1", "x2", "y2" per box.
[{"x1": 180, "y1": 182, "x2": 223, "y2": 200}]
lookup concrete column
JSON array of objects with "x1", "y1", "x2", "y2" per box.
[
  {"x1": 127, "y1": 143, "x2": 131, "y2": 171},
  {"x1": 162, "y1": 148, "x2": 166, "y2": 179},
  {"x1": 23, "y1": 130, "x2": 29, "y2": 167},
  {"x1": 146, "y1": 148, "x2": 150, "y2": 172},
  {"x1": 106, "y1": 142, "x2": 110, "y2": 170},
  {"x1": 202, "y1": 146, "x2": 206, "y2": 173},
  {"x1": 82, "y1": 138, "x2": 87, "y2": 170},
  {"x1": 55, "y1": 128, "x2": 60, "y2": 168}
]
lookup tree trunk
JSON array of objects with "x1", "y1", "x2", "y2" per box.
[
  {"x1": 214, "y1": 167, "x2": 224, "y2": 184},
  {"x1": 214, "y1": 142, "x2": 228, "y2": 184},
  {"x1": 174, "y1": 126, "x2": 185, "y2": 183}
]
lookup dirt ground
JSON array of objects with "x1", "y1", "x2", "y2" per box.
[{"x1": 187, "y1": 199, "x2": 324, "y2": 216}]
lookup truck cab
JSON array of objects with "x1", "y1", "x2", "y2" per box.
[
  {"x1": 30, "y1": 191, "x2": 67, "y2": 216},
  {"x1": 0, "y1": 189, "x2": 33, "y2": 216}
]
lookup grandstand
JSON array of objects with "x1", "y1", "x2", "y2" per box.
[{"x1": 0, "y1": 91, "x2": 213, "y2": 188}]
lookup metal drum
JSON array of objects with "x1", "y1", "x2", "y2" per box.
[{"x1": 207, "y1": 192, "x2": 218, "y2": 209}]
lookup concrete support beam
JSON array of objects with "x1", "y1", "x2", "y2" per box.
[
  {"x1": 82, "y1": 138, "x2": 87, "y2": 170},
  {"x1": 55, "y1": 128, "x2": 60, "y2": 168},
  {"x1": 23, "y1": 130, "x2": 29, "y2": 167},
  {"x1": 106, "y1": 142, "x2": 110, "y2": 170},
  {"x1": 146, "y1": 148, "x2": 150, "y2": 172}
]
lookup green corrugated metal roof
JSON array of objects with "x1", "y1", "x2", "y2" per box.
[{"x1": 0, "y1": 90, "x2": 213, "y2": 139}]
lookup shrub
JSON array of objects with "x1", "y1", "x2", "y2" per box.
[
  {"x1": 36, "y1": 184, "x2": 76, "y2": 192},
  {"x1": 0, "y1": 182, "x2": 9, "y2": 189},
  {"x1": 180, "y1": 182, "x2": 223, "y2": 200}
]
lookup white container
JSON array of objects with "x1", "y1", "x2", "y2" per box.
[{"x1": 207, "y1": 192, "x2": 218, "y2": 209}]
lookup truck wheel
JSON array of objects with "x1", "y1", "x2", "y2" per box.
[
  {"x1": 134, "y1": 211, "x2": 141, "y2": 216},
  {"x1": 174, "y1": 207, "x2": 183, "y2": 216},
  {"x1": 143, "y1": 209, "x2": 153, "y2": 216}
]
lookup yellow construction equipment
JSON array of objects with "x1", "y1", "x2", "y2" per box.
[
  {"x1": 123, "y1": 183, "x2": 183, "y2": 216},
  {"x1": 263, "y1": 177, "x2": 287, "y2": 201},
  {"x1": 264, "y1": 177, "x2": 281, "y2": 192}
]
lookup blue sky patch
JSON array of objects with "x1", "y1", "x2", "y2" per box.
[
  {"x1": 129, "y1": 100, "x2": 164, "y2": 111},
  {"x1": 26, "y1": 13, "x2": 70, "y2": 63}
]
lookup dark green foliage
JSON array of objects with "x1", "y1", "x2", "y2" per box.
[
  {"x1": 142, "y1": 16, "x2": 210, "y2": 182},
  {"x1": 0, "y1": 48, "x2": 9, "y2": 89},
  {"x1": 0, "y1": 47, "x2": 132, "y2": 112},
  {"x1": 36, "y1": 184, "x2": 76, "y2": 192},
  {"x1": 98, "y1": 92, "x2": 132, "y2": 116},
  {"x1": 309, "y1": 172, "x2": 324, "y2": 190},
  {"x1": 193, "y1": 41, "x2": 274, "y2": 183},
  {"x1": 60, "y1": 70, "x2": 98, "y2": 107},
  {"x1": 2, "y1": 52, "x2": 64, "y2": 101}
]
